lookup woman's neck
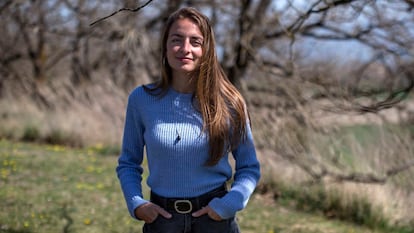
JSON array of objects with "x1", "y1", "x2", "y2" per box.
[{"x1": 171, "y1": 72, "x2": 196, "y2": 94}]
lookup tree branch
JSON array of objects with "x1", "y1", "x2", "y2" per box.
[
  {"x1": 0, "y1": 0, "x2": 12, "y2": 14},
  {"x1": 89, "y1": 0, "x2": 154, "y2": 27}
]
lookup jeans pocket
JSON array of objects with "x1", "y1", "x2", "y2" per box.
[
  {"x1": 194, "y1": 215, "x2": 240, "y2": 233},
  {"x1": 142, "y1": 215, "x2": 163, "y2": 233},
  {"x1": 143, "y1": 214, "x2": 184, "y2": 233}
]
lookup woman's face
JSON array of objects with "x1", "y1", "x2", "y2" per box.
[{"x1": 166, "y1": 18, "x2": 204, "y2": 77}]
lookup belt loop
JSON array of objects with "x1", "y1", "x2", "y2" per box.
[{"x1": 195, "y1": 197, "x2": 201, "y2": 210}]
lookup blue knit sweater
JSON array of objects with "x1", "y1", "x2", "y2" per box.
[{"x1": 116, "y1": 85, "x2": 260, "y2": 220}]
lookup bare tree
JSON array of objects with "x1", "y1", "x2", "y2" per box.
[
  {"x1": 1, "y1": 1, "x2": 73, "y2": 107},
  {"x1": 61, "y1": 0, "x2": 95, "y2": 85}
]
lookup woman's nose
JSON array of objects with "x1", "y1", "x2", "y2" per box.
[{"x1": 180, "y1": 39, "x2": 191, "y2": 53}]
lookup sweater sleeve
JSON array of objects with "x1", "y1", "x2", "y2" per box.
[
  {"x1": 116, "y1": 90, "x2": 148, "y2": 219},
  {"x1": 208, "y1": 123, "x2": 261, "y2": 219}
]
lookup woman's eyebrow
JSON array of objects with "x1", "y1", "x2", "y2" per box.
[
  {"x1": 170, "y1": 33, "x2": 203, "y2": 40},
  {"x1": 170, "y1": 33, "x2": 183, "y2": 38}
]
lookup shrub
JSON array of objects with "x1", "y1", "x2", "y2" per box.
[
  {"x1": 43, "y1": 129, "x2": 83, "y2": 147},
  {"x1": 22, "y1": 125, "x2": 40, "y2": 142}
]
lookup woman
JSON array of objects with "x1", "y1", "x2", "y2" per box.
[{"x1": 116, "y1": 7, "x2": 260, "y2": 233}]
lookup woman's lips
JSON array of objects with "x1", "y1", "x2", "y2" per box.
[{"x1": 177, "y1": 57, "x2": 193, "y2": 62}]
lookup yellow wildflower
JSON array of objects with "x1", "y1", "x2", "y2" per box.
[{"x1": 84, "y1": 218, "x2": 92, "y2": 225}]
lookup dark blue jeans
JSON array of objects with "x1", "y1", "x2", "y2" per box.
[{"x1": 142, "y1": 213, "x2": 240, "y2": 233}]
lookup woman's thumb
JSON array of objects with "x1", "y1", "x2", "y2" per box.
[{"x1": 192, "y1": 207, "x2": 208, "y2": 217}]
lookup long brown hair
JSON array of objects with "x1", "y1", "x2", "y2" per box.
[{"x1": 147, "y1": 7, "x2": 249, "y2": 166}]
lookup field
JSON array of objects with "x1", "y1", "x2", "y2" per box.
[{"x1": 0, "y1": 139, "x2": 401, "y2": 233}]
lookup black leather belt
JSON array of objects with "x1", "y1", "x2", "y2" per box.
[{"x1": 150, "y1": 184, "x2": 227, "y2": 214}]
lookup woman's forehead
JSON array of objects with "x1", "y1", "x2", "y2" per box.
[{"x1": 169, "y1": 18, "x2": 203, "y2": 39}]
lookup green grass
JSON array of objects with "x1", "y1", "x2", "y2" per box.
[
  {"x1": 0, "y1": 140, "x2": 409, "y2": 233},
  {"x1": 0, "y1": 140, "x2": 137, "y2": 233}
]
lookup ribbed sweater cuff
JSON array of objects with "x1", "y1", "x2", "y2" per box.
[
  {"x1": 129, "y1": 196, "x2": 149, "y2": 219},
  {"x1": 208, "y1": 191, "x2": 245, "y2": 219}
]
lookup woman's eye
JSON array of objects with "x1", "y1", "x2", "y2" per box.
[{"x1": 192, "y1": 40, "x2": 202, "y2": 46}]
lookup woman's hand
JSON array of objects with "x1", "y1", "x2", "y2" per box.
[
  {"x1": 192, "y1": 206, "x2": 222, "y2": 221},
  {"x1": 134, "y1": 202, "x2": 172, "y2": 223}
]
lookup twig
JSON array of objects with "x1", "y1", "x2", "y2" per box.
[{"x1": 89, "y1": 0, "x2": 154, "y2": 27}]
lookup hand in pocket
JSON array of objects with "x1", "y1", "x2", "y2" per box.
[{"x1": 192, "y1": 206, "x2": 222, "y2": 221}]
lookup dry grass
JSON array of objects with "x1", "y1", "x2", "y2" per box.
[{"x1": 0, "y1": 84, "x2": 125, "y2": 147}]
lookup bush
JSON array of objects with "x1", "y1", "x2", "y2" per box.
[
  {"x1": 21, "y1": 125, "x2": 40, "y2": 142},
  {"x1": 43, "y1": 129, "x2": 83, "y2": 147}
]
